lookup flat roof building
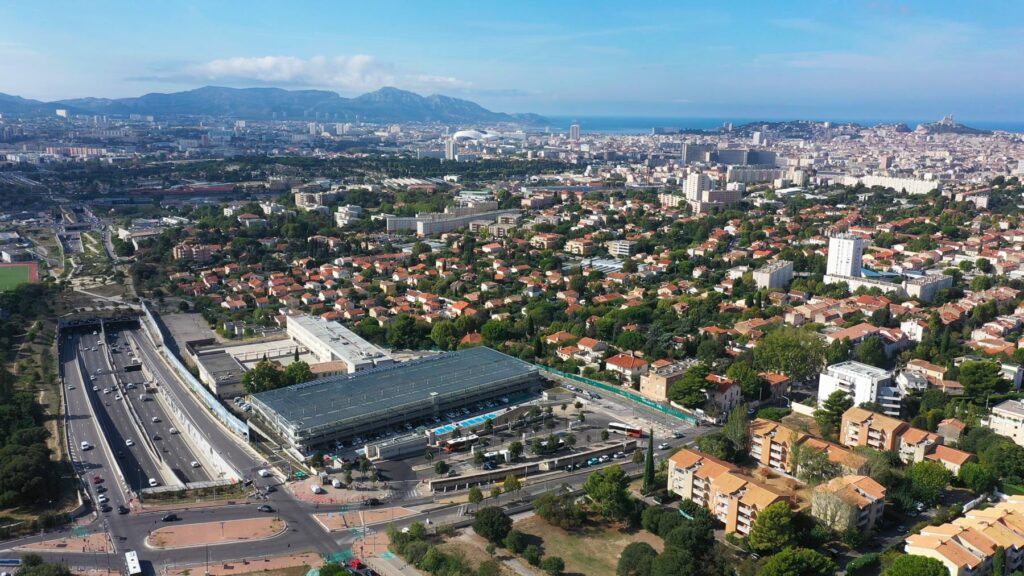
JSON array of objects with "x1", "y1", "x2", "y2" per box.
[
  {"x1": 286, "y1": 314, "x2": 392, "y2": 374},
  {"x1": 249, "y1": 347, "x2": 543, "y2": 451}
]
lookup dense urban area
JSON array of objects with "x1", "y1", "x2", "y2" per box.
[{"x1": 3, "y1": 99, "x2": 1024, "y2": 576}]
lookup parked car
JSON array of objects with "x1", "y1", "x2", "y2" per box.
[
  {"x1": 117, "y1": 505, "x2": 129, "y2": 515},
  {"x1": 658, "y1": 443, "x2": 671, "y2": 450}
]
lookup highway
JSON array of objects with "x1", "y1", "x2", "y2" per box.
[
  {"x1": 105, "y1": 329, "x2": 212, "y2": 484},
  {"x1": 75, "y1": 333, "x2": 166, "y2": 491}
]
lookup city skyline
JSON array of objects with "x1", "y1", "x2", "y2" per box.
[{"x1": 2, "y1": 1, "x2": 1024, "y2": 121}]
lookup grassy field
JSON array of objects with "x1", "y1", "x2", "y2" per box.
[
  {"x1": 0, "y1": 264, "x2": 33, "y2": 291},
  {"x1": 514, "y1": 515, "x2": 663, "y2": 576}
]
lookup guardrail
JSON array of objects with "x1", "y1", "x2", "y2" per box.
[
  {"x1": 139, "y1": 301, "x2": 249, "y2": 439},
  {"x1": 533, "y1": 364, "x2": 697, "y2": 423}
]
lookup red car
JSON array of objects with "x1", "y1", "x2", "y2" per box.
[{"x1": 92, "y1": 475, "x2": 103, "y2": 485}]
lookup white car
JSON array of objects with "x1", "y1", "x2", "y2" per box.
[
  {"x1": 190, "y1": 461, "x2": 200, "y2": 468},
  {"x1": 97, "y1": 495, "x2": 108, "y2": 504},
  {"x1": 92, "y1": 386, "x2": 99, "y2": 391},
  {"x1": 89, "y1": 375, "x2": 96, "y2": 381},
  {"x1": 658, "y1": 443, "x2": 671, "y2": 450},
  {"x1": 258, "y1": 469, "x2": 271, "y2": 478},
  {"x1": 125, "y1": 439, "x2": 134, "y2": 447},
  {"x1": 151, "y1": 417, "x2": 161, "y2": 423},
  {"x1": 148, "y1": 478, "x2": 159, "y2": 487},
  {"x1": 169, "y1": 427, "x2": 178, "y2": 434},
  {"x1": 80, "y1": 441, "x2": 92, "y2": 451}
]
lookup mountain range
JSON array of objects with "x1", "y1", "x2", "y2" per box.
[{"x1": 0, "y1": 86, "x2": 549, "y2": 125}]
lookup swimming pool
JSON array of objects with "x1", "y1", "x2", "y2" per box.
[{"x1": 432, "y1": 410, "x2": 503, "y2": 436}]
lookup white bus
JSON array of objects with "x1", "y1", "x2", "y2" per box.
[
  {"x1": 125, "y1": 550, "x2": 142, "y2": 576},
  {"x1": 607, "y1": 422, "x2": 644, "y2": 438}
]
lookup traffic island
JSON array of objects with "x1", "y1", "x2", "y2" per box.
[
  {"x1": 145, "y1": 518, "x2": 287, "y2": 549},
  {"x1": 16, "y1": 531, "x2": 114, "y2": 553},
  {"x1": 312, "y1": 506, "x2": 416, "y2": 532},
  {"x1": 164, "y1": 552, "x2": 322, "y2": 576}
]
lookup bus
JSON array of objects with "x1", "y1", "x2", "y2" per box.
[
  {"x1": 443, "y1": 434, "x2": 479, "y2": 453},
  {"x1": 125, "y1": 551, "x2": 142, "y2": 576},
  {"x1": 607, "y1": 422, "x2": 643, "y2": 437}
]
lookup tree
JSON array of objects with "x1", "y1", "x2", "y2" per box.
[
  {"x1": 472, "y1": 507, "x2": 512, "y2": 543},
  {"x1": 430, "y1": 320, "x2": 459, "y2": 350},
  {"x1": 753, "y1": 327, "x2": 827, "y2": 383},
  {"x1": 649, "y1": 547, "x2": 697, "y2": 576},
  {"x1": 616, "y1": 330, "x2": 646, "y2": 352},
  {"x1": 760, "y1": 547, "x2": 836, "y2": 576},
  {"x1": 668, "y1": 364, "x2": 711, "y2": 408},
  {"x1": 796, "y1": 448, "x2": 841, "y2": 486},
  {"x1": 468, "y1": 486, "x2": 484, "y2": 510},
  {"x1": 582, "y1": 465, "x2": 632, "y2": 520},
  {"x1": 959, "y1": 361, "x2": 1009, "y2": 396},
  {"x1": 814, "y1": 390, "x2": 853, "y2": 438},
  {"x1": 664, "y1": 522, "x2": 713, "y2": 552},
  {"x1": 826, "y1": 337, "x2": 852, "y2": 365},
  {"x1": 908, "y1": 460, "x2": 951, "y2": 505},
  {"x1": 855, "y1": 336, "x2": 887, "y2": 368},
  {"x1": 508, "y1": 441, "x2": 523, "y2": 461},
  {"x1": 958, "y1": 462, "x2": 997, "y2": 494},
  {"x1": 881, "y1": 554, "x2": 948, "y2": 576},
  {"x1": 477, "y1": 559, "x2": 502, "y2": 576},
  {"x1": 541, "y1": 556, "x2": 566, "y2": 576},
  {"x1": 241, "y1": 359, "x2": 285, "y2": 393},
  {"x1": 695, "y1": 432, "x2": 735, "y2": 462},
  {"x1": 503, "y1": 474, "x2": 522, "y2": 500},
  {"x1": 283, "y1": 360, "x2": 313, "y2": 385},
  {"x1": 748, "y1": 501, "x2": 796, "y2": 554},
  {"x1": 617, "y1": 542, "x2": 657, "y2": 576},
  {"x1": 722, "y1": 405, "x2": 750, "y2": 454},
  {"x1": 503, "y1": 529, "x2": 527, "y2": 553},
  {"x1": 642, "y1": 432, "x2": 656, "y2": 495},
  {"x1": 727, "y1": 361, "x2": 766, "y2": 400},
  {"x1": 523, "y1": 545, "x2": 542, "y2": 566},
  {"x1": 534, "y1": 492, "x2": 585, "y2": 530},
  {"x1": 434, "y1": 460, "x2": 450, "y2": 475}
]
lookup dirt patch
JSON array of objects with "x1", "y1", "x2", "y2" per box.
[
  {"x1": 513, "y1": 515, "x2": 663, "y2": 576},
  {"x1": 147, "y1": 518, "x2": 287, "y2": 549},
  {"x1": 442, "y1": 532, "x2": 518, "y2": 576},
  {"x1": 18, "y1": 532, "x2": 112, "y2": 553},
  {"x1": 165, "y1": 552, "x2": 322, "y2": 576},
  {"x1": 781, "y1": 412, "x2": 821, "y2": 437}
]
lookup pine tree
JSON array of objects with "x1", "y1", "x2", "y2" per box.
[{"x1": 642, "y1": 429, "x2": 656, "y2": 495}]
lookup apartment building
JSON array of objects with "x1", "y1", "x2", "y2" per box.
[
  {"x1": 840, "y1": 407, "x2": 909, "y2": 451},
  {"x1": 898, "y1": 427, "x2": 945, "y2": 464},
  {"x1": 818, "y1": 361, "x2": 901, "y2": 417},
  {"x1": 749, "y1": 418, "x2": 869, "y2": 477},
  {"x1": 639, "y1": 362, "x2": 687, "y2": 402},
  {"x1": 904, "y1": 496, "x2": 1024, "y2": 576},
  {"x1": 811, "y1": 475, "x2": 887, "y2": 532},
  {"x1": 753, "y1": 260, "x2": 794, "y2": 290},
  {"x1": 605, "y1": 239, "x2": 637, "y2": 258},
  {"x1": 987, "y1": 399, "x2": 1024, "y2": 447},
  {"x1": 668, "y1": 448, "x2": 788, "y2": 536}
]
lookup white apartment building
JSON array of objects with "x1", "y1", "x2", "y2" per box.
[
  {"x1": 684, "y1": 173, "x2": 713, "y2": 201},
  {"x1": 606, "y1": 240, "x2": 636, "y2": 259},
  {"x1": 826, "y1": 234, "x2": 864, "y2": 278},
  {"x1": 987, "y1": 399, "x2": 1024, "y2": 447},
  {"x1": 818, "y1": 361, "x2": 900, "y2": 417},
  {"x1": 753, "y1": 260, "x2": 794, "y2": 290},
  {"x1": 905, "y1": 274, "x2": 954, "y2": 302}
]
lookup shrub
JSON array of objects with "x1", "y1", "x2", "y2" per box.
[{"x1": 846, "y1": 552, "x2": 880, "y2": 575}]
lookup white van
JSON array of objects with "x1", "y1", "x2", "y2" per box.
[
  {"x1": 80, "y1": 441, "x2": 92, "y2": 451},
  {"x1": 310, "y1": 485, "x2": 325, "y2": 495},
  {"x1": 139, "y1": 394, "x2": 149, "y2": 401},
  {"x1": 331, "y1": 478, "x2": 343, "y2": 489},
  {"x1": 258, "y1": 469, "x2": 271, "y2": 478}
]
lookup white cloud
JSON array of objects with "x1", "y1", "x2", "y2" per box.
[{"x1": 183, "y1": 55, "x2": 396, "y2": 91}]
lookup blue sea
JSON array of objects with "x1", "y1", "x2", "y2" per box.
[{"x1": 546, "y1": 115, "x2": 1024, "y2": 134}]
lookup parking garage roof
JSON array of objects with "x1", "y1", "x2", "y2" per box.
[{"x1": 250, "y1": 347, "x2": 539, "y2": 435}]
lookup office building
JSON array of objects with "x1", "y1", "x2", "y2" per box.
[
  {"x1": 753, "y1": 260, "x2": 794, "y2": 290},
  {"x1": 286, "y1": 314, "x2": 393, "y2": 374},
  {"x1": 681, "y1": 143, "x2": 714, "y2": 164},
  {"x1": 249, "y1": 347, "x2": 542, "y2": 451},
  {"x1": 812, "y1": 475, "x2": 886, "y2": 532},
  {"x1": 667, "y1": 448, "x2": 788, "y2": 536},
  {"x1": 569, "y1": 121, "x2": 581, "y2": 142},
  {"x1": 987, "y1": 399, "x2": 1024, "y2": 447},
  {"x1": 826, "y1": 234, "x2": 865, "y2": 278}
]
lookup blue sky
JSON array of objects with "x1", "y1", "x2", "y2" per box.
[{"x1": 2, "y1": 1, "x2": 1023, "y2": 121}]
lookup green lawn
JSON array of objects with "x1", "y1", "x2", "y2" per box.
[{"x1": 0, "y1": 265, "x2": 32, "y2": 291}]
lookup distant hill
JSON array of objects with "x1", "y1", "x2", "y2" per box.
[
  {"x1": 0, "y1": 86, "x2": 549, "y2": 125},
  {"x1": 915, "y1": 114, "x2": 990, "y2": 135}
]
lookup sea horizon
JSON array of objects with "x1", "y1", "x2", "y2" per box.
[{"x1": 545, "y1": 115, "x2": 1024, "y2": 134}]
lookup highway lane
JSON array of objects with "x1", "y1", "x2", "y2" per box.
[
  {"x1": 61, "y1": 335, "x2": 131, "y2": 515},
  {"x1": 76, "y1": 334, "x2": 165, "y2": 491},
  {"x1": 105, "y1": 330, "x2": 212, "y2": 483}
]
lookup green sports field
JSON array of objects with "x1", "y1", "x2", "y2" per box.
[{"x1": 0, "y1": 264, "x2": 34, "y2": 291}]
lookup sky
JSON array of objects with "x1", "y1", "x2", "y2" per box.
[{"x1": 2, "y1": 1, "x2": 1023, "y2": 121}]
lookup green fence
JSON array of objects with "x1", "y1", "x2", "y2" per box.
[{"x1": 534, "y1": 364, "x2": 697, "y2": 424}]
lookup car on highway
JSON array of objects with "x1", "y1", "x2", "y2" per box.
[
  {"x1": 114, "y1": 394, "x2": 122, "y2": 401},
  {"x1": 148, "y1": 478, "x2": 159, "y2": 487},
  {"x1": 672, "y1": 431, "x2": 686, "y2": 439},
  {"x1": 658, "y1": 443, "x2": 671, "y2": 450},
  {"x1": 258, "y1": 469, "x2": 271, "y2": 478},
  {"x1": 586, "y1": 457, "x2": 600, "y2": 466},
  {"x1": 161, "y1": 513, "x2": 178, "y2": 522},
  {"x1": 125, "y1": 439, "x2": 134, "y2": 447},
  {"x1": 80, "y1": 441, "x2": 92, "y2": 451},
  {"x1": 613, "y1": 451, "x2": 626, "y2": 459},
  {"x1": 92, "y1": 386, "x2": 99, "y2": 391},
  {"x1": 257, "y1": 505, "x2": 274, "y2": 513},
  {"x1": 361, "y1": 498, "x2": 382, "y2": 507},
  {"x1": 89, "y1": 376, "x2": 96, "y2": 381},
  {"x1": 67, "y1": 384, "x2": 75, "y2": 390},
  {"x1": 151, "y1": 417, "x2": 161, "y2": 423},
  {"x1": 190, "y1": 461, "x2": 200, "y2": 468},
  {"x1": 169, "y1": 427, "x2": 178, "y2": 434}
]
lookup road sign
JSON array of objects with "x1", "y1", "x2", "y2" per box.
[{"x1": 0, "y1": 559, "x2": 22, "y2": 566}]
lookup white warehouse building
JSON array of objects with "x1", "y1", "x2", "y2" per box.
[{"x1": 286, "y1": 314, "x2": 393, "y2": 374}]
